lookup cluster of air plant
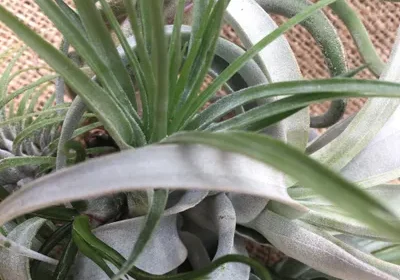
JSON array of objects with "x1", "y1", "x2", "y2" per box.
[{"x1": 0, "y1": 0, "x2": 400, "y2": 279}]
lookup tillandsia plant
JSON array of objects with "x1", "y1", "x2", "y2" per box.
[{"x1": 1, "y1": 0, "x2": 400, "y2": 279}]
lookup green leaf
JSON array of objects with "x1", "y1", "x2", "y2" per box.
[
  {"x1": 72, "y1": 216, "x2": 125, "y2": 267},
  {"x1": 175, "y1": 0, "x2": 228, "y2": 127},
  {"x1": 123, "y1": 0, "x2": 156, "y2": 134},
  {"x1": 0, "y1": 104, "x2": 69, "y2": 129},
  {"x1": 72, "y1": 221, "x2": 115, "y2": 278},
  {"x1": 112, "y1": 189, "x2": 169, "y2": 279},
  {"x1": 32, "y1": 207, "x2": 77, "y2": 222},
  {"x1": 167, "y1": 0, "x2": 185, "y2": 115},
  {"x1": 74, "y1": 0, "x2": 138, "y2": 111},
  {"x1": 330, "y1": 0, "x2": 384, "y2": 76},
  {"x1": 55, "y1": 0, "x2": 85, "y2": 34},
  {"x1": 171, "y1": 0, "x2": 339, "y2": 131},
  {"x1": 0, "y1": 2, "x2": 135, "y2": 148},
  {"x1": 99, "y1": 0, "x2": 149, "y2": 133},
  {"x1": 0, "y1": 75, "x2": 58, "y2": 110},
  {"x1": 0, "y1": 46, "x2": 26, "y2": 99},
  {"x1": 14, "y1": 113, "x2": 95, "y2": 152},
  {"x1": 148, "y1": 0, "x2": 169, "y2": 143},
  {"x1": 52, "y1": 237, "x2": 78, "y2": 280},
  {"x1": 31, "y1": 223, "x2": 72, "y2": 276},
  {"x1": 0, "y1": 156, "x2": 56, "y2": 173},
  {"x1": 165, "y1": 131, "x2": 400, "y2": 240},
  {"x1": 374, "y1": 245, "x2": 400, "y2": 265}
]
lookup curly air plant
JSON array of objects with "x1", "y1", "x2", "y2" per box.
[{"x1": 1, "y1": 0, "x2": 400, "y2": 279}]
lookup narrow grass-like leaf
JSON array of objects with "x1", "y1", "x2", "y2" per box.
[
  {"x1": 0, "y1": 4, "x2": 135, "y2": 148},
  {"x1": 123, "y1": 0, "x2": 155, "y2": 132},
  {"x1": 72, "y1": 223, "x2": 115, "y2": 278},
  {"x1": 52, "y1": 237, "x2": 78, "y2": 280},
  {"x1": 32, "y1": 222, "x2": 72, "y2": 277},
  {"x1": 32, "y1": 207, "x2": 78, "y2": 221},
  {"x1": 99, "y1": 0, "x2": 149, "y2": 132},
  {"x1": 166, "y1": 131, "x2": 400, "y2": 240},
  {"x1": 374, "y1": 245, "x2": 400, "y2": 265},
  {"x1": 0, "y1": 74, "x2": 59, "y2": 110},
  {"x1": 169, "y1": 1, "x2": 214, "y2": 117},
  {"x1": 0, "y1": 104, "x2": 69, "y2": 129},
  {"x1": 0, "y1": 46, "x2": 26, "y2": 99},
  {"x1": 55, "y1": 0, "x2": 85, "y2": 34},
  {"x1": 139, "y1": 0, "x2": 153, "y2": 54},
  {"x1": 186, "y1": 78, "x2": 400, "y2": 130},
  {"x1": 330, "y1": 0, "x2": 384, "y2": 76},
  {"x1": 0, "y1": 156, "x2": 56, "y2": 173},
  {"x1": 176, "y1": 0, "x2": 228, "y2": 127},
  {"x1": 171, "y1": 0, "x2": 339, "y2": 131},
  {"x1": 167, "y1": 0, "x2": 185, "y2": 117},
  {"x1": 47, "y1": 121, "x2": 102, "y2": 154},
  {"x1": 74, "y1": 0, "x2": 138, "y2": 111},
  {"x1": 12, "y1": 114, "x2": 94, "y2": 152},
  {"x1": 149, "y1": 0, "x2": 169, "y2": 142},
  {"x1": 112, "y1": 189, "x2": 169, "y2": 279}
]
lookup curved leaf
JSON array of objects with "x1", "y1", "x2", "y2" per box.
[
  {"x1": 166, "y1": 131, "x2": 400, "y2": 239},
  {"x1": 0, "y1": 143, "x2": 306, "y2": 228},
  {"x1": 73, "y1": 215, "x2": 187, "y2": 279},
  {"x1": 0, "y1": 218, "x2": 55, "y2": 280},
  {"x1": 246, "y1": 209, "x2": 398, "y2": 280}
]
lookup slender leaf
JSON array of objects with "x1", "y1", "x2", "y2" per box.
[
  {"x1": 0, "y1": 1, "x2": 135, "y2": 148},
  {"x1": 149, "y1": 0, "x2": 169, "y2": 142},
  {"x1": 166, "y1": 131, "x2": 400, "y2": 240},
  {"x1": 74, "y1": 0, "x2": 138, "y2": 111},
  {"x1": 112, "y1": 189, "x2": 169, "y2": 279},
  {"x1": 170, "y1": 0, "x2": 339, "y2": 131},
  {"x1": 0, "y1": 156, "x2": 56, "y2": 173},
  {"x1": 0, "y1": 143, "x2": 306, "y2": 226}
]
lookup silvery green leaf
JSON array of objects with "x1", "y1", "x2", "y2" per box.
[
  {"x1": 81, "y1": 194, "x2": 125, "y2": 226},
  {"x1": 0, "y1": 144, "x2": 306, "y2": 227},
  {"x1": 227, "y1": 193, "x2": 267, "y2": 224},
  {"x1": 0, "y1": 217, "x2": 49, "y2": 280},
  {"x1": 336, "y1": 235, "x2": 393, "y2": 255},
  {"x1": 311, "y1": 227, "x2": 400, "y2": 279},
  {"x1": 245, "y1": 209, "x2": 398, "y2": 280},
  {"x1": 73, "y1": 215, "x2": 186, "y2": 279},
  {"x1": 312, "y1": 26, "x2": 400, "y2": 173},
  {"x1": 184, "y1": 194, "x2": 250, "y2": 279},
  {"x1": 225, "y1": 0, "x2": 308, "y2": 151},
  {"x1": 299, "y1": 208, "x2": 385, "y2": 239},
  {"x1": 366, "y1": 185, "x2": 400, "y2": 216},
  {"x1": 250, "y1": 274, "x2": 262, "y2": 280},
  {"x1": 340, "y1": 112, "x2": 400, "y2": 184},
  {"x1": 165, "y1": 190, "x2": 208, "y2": 215},
  {"x1": 179, "y1": 231, "x2": 211, "y2": 269}
]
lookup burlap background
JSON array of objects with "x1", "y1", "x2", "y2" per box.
[{"x1": 1, "y1": 0, "x2": 400, "y2": 267}]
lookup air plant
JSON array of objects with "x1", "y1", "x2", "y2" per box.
[{"x1": 0, "y1": 0, "x2": 400, "y2": 279}]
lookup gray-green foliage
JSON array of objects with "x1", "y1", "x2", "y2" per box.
[{"x1": 0, "y1": 0, "x2": 400, "y2": 280}]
